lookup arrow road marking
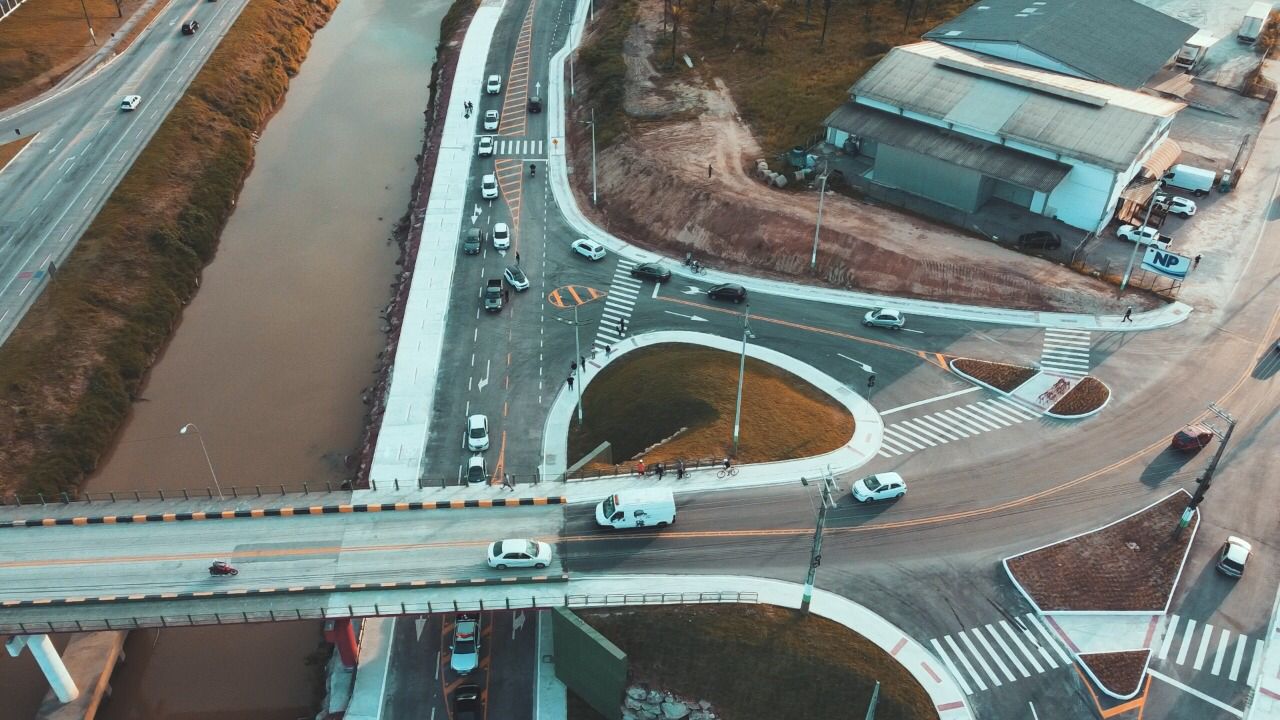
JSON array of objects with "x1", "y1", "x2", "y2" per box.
[
  {"x1": 664, "y1": 311, "x2": 708, "y2": 322},
  {"x1": 512, "y1": 610, "x2": 526, "y2": 639},
  {"x1": 680, "y1": 285, "x2": 702, "y2": 295},
  {"x1": 837, "y1": 353, "x2": 874, "y2": 374},
  {"x1": 901, "y1": 328, "x2": 925, "y2": 334},
  {"x1": 477, "y1": 359, "x2": 491, "y2": 391},
  {"x1": 652, "y1": 282, "x2": 660, "y2": 299},
  {"x1": 471, "y1": 204, "x2": 482, "y2": 224},
  {"x1": 416, "y1": 617, "x2": 427, "y2": 641}
]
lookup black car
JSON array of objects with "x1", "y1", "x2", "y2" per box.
[
  {"x1": 1016, "y1": 230, "x2": 1061, "y2": 250},
  {"x1": 528, "y1": 96, "x2": 542, "y2": 113},
  {"x1": 181, "y1": 20, "x2": 199, "y2": 35},
  {"x1": 630, "y1": 262, "x2": 671, "y2": 282},
  {"x1": 707, "y1": 283, "x2": 747, "y2": 303},
  {"x1": 454, "y1": 684, "x2": 482, "y2": 720},
  {"x1": 462, "y1": 228, "x2": 484, "y2": 255}
]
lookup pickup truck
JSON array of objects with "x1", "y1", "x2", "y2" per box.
[
  {"x1": 483, "y1": 279, "x2": 503, "y2": 312},
  {"x1": 1116, "y1": 224, "x2": 1171, "y2": 250}
]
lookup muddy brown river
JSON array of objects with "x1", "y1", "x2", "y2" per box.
[{"x1": 0, "y1": 0, "x2": 447, "y2": 714}]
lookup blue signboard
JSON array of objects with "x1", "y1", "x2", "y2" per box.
[{"x1": 1142, "y1": 248, "x2": 1190, "y2": 280}]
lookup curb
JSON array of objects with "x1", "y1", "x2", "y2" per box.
[
  {"x1": 947, "y1": 358, "x2": 1112, "y2": 419},
  {"x1": 0, "y1": 573, "x2": 571, "y2": 609},
  {"x1": 0, "y1": 496, "x2": 568, "y2": 529}
]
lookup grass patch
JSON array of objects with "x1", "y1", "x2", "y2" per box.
[
  {"x1": 571, "y1": 605, "x2": 937, "y2": 720},
  {"x1": 567, "y1": 343, "x2": 852, "y2": 466},
  {"x1": 1050, "y1": 376, "x2": 1109, "y2": 416},
  {"x1": 674, "y1": 0, "x2": 969, "y2": 155},
  {"x1": 952, "y1": 358, "x2": 1036, "y2": 392},
  {"x1": 573, "y1": 0, "x2": 640, "y2": 149},
  {"x1": 0, "y1": 0, "x2": 339, "y2": 497},
  {"x1": 0, "y1": 132, "x2": 34, "y2": 169}
]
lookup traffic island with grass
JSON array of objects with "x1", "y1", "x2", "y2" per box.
[
  {"x1": 950, "y1": 357, "x2": 1111, "y2": 418},
  {"x1": 567, "y1": 344, "x2": 853, "y2": 470},
  {"x1": 567, "y1": 604, "x2": 938, "y2": 720}
]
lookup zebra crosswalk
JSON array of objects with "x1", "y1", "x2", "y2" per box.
[
  {"x1": 877, "y1": 397, "x2": 1040, "y2": 458},
  {"x1": 593, "y1": 259, "x2": 639, "y2": 350},
  {"x1": 1154, "y1": 614, "x2": 1264, "y2": 685},
  {"x1": 1040, "y1": 329, "x2": 1091, "y2": 376},
  {"x1": 488, "y1": 138, "x2": 544, "y2": 157}
]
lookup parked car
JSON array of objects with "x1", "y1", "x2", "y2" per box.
[
  {"x1": 504, "y1": 265, "x2": 529, "y2": 291},
  {"x1": 462, "y1": 228, "x2": 484, "y2": 255},
  {"x1": 492, "y1": 222, "x2": 510, "y2": 250},
  {"x1": 1016, "y1": 231, "x2": 1061, "y2": 250},
  {"x1": 1153, "y1": 193, "x2": 1197, "y2": 218},
  {"x1": 570, "y1": 238, "x2": 606, "y2": 260},
  {"x1": 1216, "y1": 536, "x2": 1252, "y2": 577},
  {"x1": 465, "y1": 414, "x2": 489, "y2": 452},
  {"x1": 450, "y1": 615, "x2": 480, "y2": 675},
  {"x1": 181, "y1": 20, "x2": 199, "y2": 35},
  {"x1": 528, "y1": 96, "x2": 542, "y2": 113},
  {"x1": 487, "y1": 539, "x2": 553, "y2": 569},
  {"x1": 477, "y1": 135, "x2": 493, "y2": 157},
  {"x1": 481, "y1": 174, "x2": 498, "y2": 200},
  {"x1": 454, "y1": 684, "x2": 483, "y2": 720},
  {"x1": 1162, "y1": 164, "x2": 1214, "y2": 196},
  {"x1": 120, "y1": 95, "x2": 142, "y2": 111},
  {"x1": 851, "y1": 472, "x2": 907, "y2": 503},
  {"x1": 466, "y1": 455, "x2": 487, "y2": 484},
  {"x1": 483, "y1": 109, "x2": 499, "y2": 131},
  {"x1": 706, "y1": 283, "x2": 747, "y2": 303},
  {"x1": 630, "y1": 262, "x2": 671, "y2": 282},
  {"x1": 1171, "y1": 423, "x2": 1213, "y2": 452},
  {"x1": 1116, "y1": 224, "x2": 1171, "y2": 250},
  {"x1": 485, "y1": 75, "x2": 502, "y2": 94},
  {"x1": 863, "y1": 308, "x2": 905, "y2": 329}
]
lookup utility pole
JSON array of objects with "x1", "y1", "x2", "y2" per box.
[
  {"x1": 77, "y1": 0, "x2": 98, "y2": 46},
  {"x1": 583, "y1": 108, "x2": 598, "y2": 206},
  {"x1": 1180, "y1": 403, "x2": 1236, "y2": 528},
  {"x1": 809, "y1": 165, "x2": 830, "y2": 274},
  {"x1": 864, "y1": 681, "x2": 880, "y2": 720},
  {"x1": 1120, "y1": 180, "x2": 1161, "y2": 294},
  {"x1": 800, "y1": 470, "x2": 839, "y2": 613},
  {"x1": 730, "y1": 304, "x2": 754, "y2": 457}
]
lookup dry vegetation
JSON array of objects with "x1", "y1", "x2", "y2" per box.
[
  {"x1": 567, "y1": 344, "x2": 853, "y2": 467},
  {"x1": 952, "y1": 358, "x2": 1037, "y2": 392},
  {"x1": 571, "y1": 605, "x2": 938, "y2": 720},
  {"x1": 1079, "y1": 650, "x2": 1151, "y2": 698},
  {"x1": 0, "y1": 132, "x2": 33, "y2": 168},
  {"x1": 1049, "y1": 376, "x2": 1110, "y2": 416},
  {"x1": 0, "y1": 0, "x2": 339, "y2": 497}
]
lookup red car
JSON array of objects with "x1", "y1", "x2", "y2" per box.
[{"x1": 1171, "y1": 424, "x2": 1214, "y2": 451}]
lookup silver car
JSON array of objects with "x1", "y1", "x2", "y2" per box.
[{"x1": 863, "y1": 308, "x2": 905, "y2": 329}]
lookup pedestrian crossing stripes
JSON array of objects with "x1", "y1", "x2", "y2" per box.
[
  {"x1": 488, "y1": 139, "x2": 544, "y2": 157},
  {"x1": 1040, "y1": 328, "x2": 1091, "y2": 377},
  {"x1": 593, "y1": 259, "x2": 639, "y2": 352},
  {"x1": 929, "y1": 613, "x2": 1263, "y2": 696},
  {"x1": 876, "y1": 397, "x2": 1040, "y2": 458}
]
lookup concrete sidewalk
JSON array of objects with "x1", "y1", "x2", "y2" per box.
[{"x1": 1245, "y1": 583, "x2": 1280, "y2": 719}]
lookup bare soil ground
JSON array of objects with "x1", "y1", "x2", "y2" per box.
[
  {"x1": 951, "y1": 358, "x2": 1036, "y2": 393},
  {"x1": 1050, "y1": 376, "x2": 1110, "y2": 416},
  {"x1": 1080, "y1": 649, "x2": 1151, "y2": 698},
  {"x1": 0, "y1": 132, "x2": 33, "y2": 169},
  {"x1": 568, "y1": 0, "x2": 1157, "y2": 313},
  {"x1": 1005, "y1": 492, "x2": 1196, "y2": 612}
]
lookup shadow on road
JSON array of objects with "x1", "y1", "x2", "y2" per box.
[
  {"x1": 826, "y1": 496, "x2": 899, "y2": 527},
  {"x1": 1140, "y1": 446, "x2": 1202, "y2": 488},
  {"x1": 1251, "y1": 345, "x2": 1280, "y2": 380},
  {"x1": 1169, "y1": 560, "x2": 1237, "y2": 624}
]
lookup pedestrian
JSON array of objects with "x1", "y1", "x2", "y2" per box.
[
  {"x1": 708, "y1": 163, "x2": 713, "y2": 179},
  {"x1": 13, "y1": 128, "x2": 18, "y2": 136},
  {"x1": 502, "y1": 473, "x2": 515, "y2": 491},
  {"x1": 677, "y1": 459, "x2": 686, "y2": 479},
  {"x1": 1193, "y1": 254, "x2": 1202, "y2": 268},
  {"x1": 580, "y1": 355, "x2": 586, "y2": 368},
  {"x1": 566, "y1": 375, "x2": 574, "y2": 389},
  {"x1": 515, "y1": 251, "x2": 521, "y2": 265},
  {"x1": 605, "y1": 345, "x2": 613, "y2": 356},
  {"x1": 636, "y1": 459, "x2": 646, "y2": 476},
  {"x1": 1122, "y1": 306, "x2": 1133, "y2": 323},
  {"x1": 570, "y1": 360, "x2": 577, "y2": 372},
  {"x1": 503, "y1": 288, "x2": 509, "y2": 303},
  {"x1": 656, "y1": 463, "x2": 665, "y2": 480}
]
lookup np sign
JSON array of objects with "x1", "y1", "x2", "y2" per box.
[{"x1": 1142, "y1": 248, "x2": 1191, "y2": 280}]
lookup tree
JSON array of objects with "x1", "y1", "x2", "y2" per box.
[
  {"x1": 754, "y1": 0, "x2": 783, "y2": 49},
  {"x1": 819, "y1": 0, "x2": 834, "y2": 50},
  {"x1": 671, "y1": 0, "x2": 685, "y2": 66},
  {"x1": 722, "y1": 0, "x2": 736, "y2": 39},
  {"x1": 902, "y1": 0, "x2": 917, "y2": 31}
]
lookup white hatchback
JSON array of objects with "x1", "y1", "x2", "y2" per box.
[
  {"x1": 120, "y1": 95, "x2": 142, "y2": 111},
  {"x1": 851, "y1": 472, "x2": 907, "y2": 503},
  {"x1": 483, "y1": 110, "x2": 499, "y2": 131},
  {"x1": 863, "y1": 308, "x2": 905, "y2": 329},
  {"x1": 477, "y1": 135, "x2": 493, "y2": 157},
  {"x1": 465, "y1": 414, "x2": 489, "y2": 452},
  {"x1": 485, "y1": 75, "x2": 502, "y2": 94},
  {"x1": 487, "y1": 539, "x2": 553, "y2": 569},
  {"x1": 570, "y1": 238, "x2": 606, "y2": 260},
  {"x1": 492, "y1": 222, "x2": 510, "y2": 249},
  {"x1": 481, "y1": 174, "x2": 498, "y2": 200}
]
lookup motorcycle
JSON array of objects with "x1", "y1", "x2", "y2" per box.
[
  {"x1": 209, "y1": 560, "x2": 238, "y2": 576},
  {"x1": 529, "y1": 163, "x2": 536, "y2": 178}
]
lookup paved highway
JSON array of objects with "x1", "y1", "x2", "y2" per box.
[{"x1": 0, "y1": 0, "x2": 250, "y2": 345}]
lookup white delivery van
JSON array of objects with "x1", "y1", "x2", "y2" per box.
[
  {"x1": 595, "y1": 489, "x2": 676, "y2": 529},
  {"x1": 1239, "y1": 2, "x2": 1272, "y2": 42},
  {"x1": 1162, "y1": 164, "x2": 1215, "y2": 197}
]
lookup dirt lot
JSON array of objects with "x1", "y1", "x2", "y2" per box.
[
  {"x1": 568, "y1": 0, "x2": 1151, "y2": 313},
  {"x1": 1005, "y1": 492, "x2": 1197, "y2": 612}
]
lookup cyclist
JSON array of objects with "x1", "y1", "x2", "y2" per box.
[
  {"x1": 530, "y1": 163, "x2": 536, "y2": 177},
  {"x1": 722, "y1": 457, "x2": 732, "y2": 471}
]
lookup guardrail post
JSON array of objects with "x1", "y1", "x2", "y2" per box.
[
  {"x1": 303, "y1": 483, "x2": 309, "y2": 494},
  {"x1": 325, "y1": 481, "x2": 332, "y2": 493},
  {"x1": 393, "y1": 478, "x2": 399, "y2": 491},
  {"x1": 441, "y1": 476, "x2": 447, "y2": 489},
  {"x1": 180, "y1": 489, "x2": 188, "y2": 501},
  {"x1": 427, "y1": 601, "x2": 433, "y2": 614},
  {"x1": 158, "y1": 490, "x2": 164, "y2": 501},
  {"x1": 255, "y1": 485, "x2": 261, "y2": 497},
  {"x1": 133, "y1": 491, "x2": 140, "y2": 502},
  {"x1": 370, "y1": 479, "x2": 377, "y2": 492},
  {"x1": 109, "y1": 492, "x2": 117, "y2": 502},
  {"x1": 37, "y1": 493, "x2": 45, "y2": 505},
  {"x1": 232, "y1": 487, "x2": 239, "y2": 498},
  {"x1": 205, "y1": 488, "x2": 212, "y2": 499},
  {"x1": 280, "y1": 485, "x2": 286, "y2": 495}
]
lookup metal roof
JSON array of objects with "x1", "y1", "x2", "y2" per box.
[
  {"x1": 923, "y1": 0, "x2": 1197, "y2": 89},
  {"x1": 848, "y1": 43, "x2": 1185, "y2": 171},
  {"x1": 823, "y1": 102, "x2": 1071, "y2": 192}
]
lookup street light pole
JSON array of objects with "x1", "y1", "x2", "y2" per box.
[
  {"x1": 731, "y1": 305, "x2": 753, "y2": 457},
  {"x1": 1120, "y1": 180, "x2": 1162, "y2": 294},
  {"x1": 1179, "y1": 404, "x2": 1236, "y2": 528},
  {"x1": 179, "y1": 423, "x2": 223, "y2": 500},
  {"x1": 589, "y1": 108, "x2": 598, "y2": 206},
  {"x1": 809, "y1": 166, "x2": 829, "y2": 274},
  {"x1": 800, "y1": 471, "x2": 838, "y2": 613},
  {"x1": 572, "y1": 304, "x2": 584, "y2": 424}
]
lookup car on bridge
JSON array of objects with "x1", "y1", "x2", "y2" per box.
[
  {"x1": 571, "y1": 238, "x2": 606, "y2": 260},
  {"x1": 181, "y1": 20, "x2": 199, "y2": 35},
  {"x1": 492, "y1": 222, "x2": 510, "y2": 250},
  {"x1": 462, "y1": 227, "x2": 484, "y2": 255},
  {"x1": 454, "y1": 684, "x2": 482, "y2": 720},
  {"x1": 851, "y1": 472, "x2": 907, "y2": 503},
  {"x1": 487, "y1": 539, "x2": 553, "y2": 569},
  {"x1": 485, "y1": 75, "x2": 502, "y2": 94},
  {"x1": 481, "y1": 174, "x2": 498, "y2": 200},
  {"x1": 630, "y1": 262, "x2": 671, "y2": 283},
  {"x1": 707, "y1": 283, "x2": 747, "y2": 303},
  {"x1": 528, "y1": 96, "x2": 542, "y2": 113},
  {"x1": 504, "y1": 265, "x2": 529, "y2": 292},
  {"x1": 863, "y1": 307, "x2": 905, "y2": 329},
  {"x1": 476, "y1": 135, "x2": 493, "y2": 157},
  {"x1": 467, "y1": 455, "x2": 487, "y2": 484},
  {"x1": 450, "y1": 614, "x2": 480, "y2": 675},
  {"x1": 120, "y1": 95, "x2": 142, "y2": 111},
  {"x1": 483, "y1": 110, "x2": 499, "y2": 131},
  {"x1": 466, "y1": 414, "x2": 489, "y2": 451}
]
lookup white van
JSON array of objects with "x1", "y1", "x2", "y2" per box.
[
  {"x1": 595, "y1": 489, "x2": 676, "y2": 529},
  {"x1": 1239, "y1": 2, "x2": 1272, "y2": 42},
  {"x1": 1162, "y1": 164, "x2": 1215, "y2": 197}
]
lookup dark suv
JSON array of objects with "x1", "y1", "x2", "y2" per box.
[
  {"x1": 1016, "y1": 231, "x2": 1061, "y2": 251},
  {"x1": 527, "y1": 96, "x2": 542, "y2": 113},
  {"x1": 462, "y1": 228, "x2": 485, "y2": 255}
]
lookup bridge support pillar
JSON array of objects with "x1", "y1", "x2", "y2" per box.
[
  {"x1": 6, "y1": 634, "x2": 79, "y2": 703},
  {"x1": 324, "y1": 619, "x2": 359, "y2": 669}
]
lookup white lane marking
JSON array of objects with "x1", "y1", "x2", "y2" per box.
[
  {"x1": 922, "y1": 412, "x2": 971, "y2": 438},
  {"x1": 889, "y1": 422, "x2": 937, "y2": 447},
  {"x1": 1247, "y1": 638, "x2": 1264, "y2": 686},
  {"x1": 1146, "y1": 669, "x2": 1244, "y2": 718},
  {"x1": 957, "y1": 629, "x2": 1003, "y2": 687},
  {"x1": 898, "y1": 418, "x2": 950, "y2": 444},
  {"x1": 941, "y1": 408, "x2": 989, "y2": 434},
  {"x1": 944, "y1": 634, "x2": 987, "y2": 692},
  {"x1": 953, "y1": 405, "x2": 1004, "y2": 430},
  {"x1": 974, "y1": 625, "x2": 1018, "y2": 681},
  {"x1": 1211, "y1": 629, "x2": 1230, "y2": 676},
  {"x1": 999, "y1": 620, "x2": 1045, "y2": 674},
  {"x1": 1193, "y1": 623, "x2": 1214, "y2": 670},
  {"x1": 977, "y1": 400, "x2": 1026, "y2": 424},
  {"x1": 1176, "y1": 619, "x2": 1197, "y2": 665},
  {"x1": 910, "y1": 415, "x2": 963, "y2": 441},
  {"x1": 880, "y1": 387, "x2": 980, "y2": 416},
  {"x1": 1025, "y1": 615, "x2": 1073, "y2": 665},
  {"x1": 965, "y1": 403, "x2": 1014, "y2": 427},
  {"x1": 931, "y1": 638, "x2": 973, "y2": 695},
  {"x1": 1228, "y1": 633, "x2": 1247, "y2": 682},
  {"x1": 882, "y1": 427, "x2": 926, "y2": 450},
  {"x1": 994, "y1": 396, "x2": 1041, "y2": 419},
  {"x1": 1158, "y1": 615, "x2": 1180, "y2": 660}
]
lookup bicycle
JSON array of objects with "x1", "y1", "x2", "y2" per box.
[
  {"x1": 690, "y1": 262, "x2": 708, "y2": 275},
  {"x1": 716, "y1": 466, "x2": 739, "y2": 479}
]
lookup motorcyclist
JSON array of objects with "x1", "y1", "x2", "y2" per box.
[{"x1": 530, "y1": 163, "x2": 536, "y2": 177}]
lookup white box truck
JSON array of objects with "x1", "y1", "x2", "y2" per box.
[
  {"x1": 596, "y1": 489, "x2": 676, "y2": 529},
  {"x1": 1239, "y1": 2, "x2": 1272, "y2": 43}
]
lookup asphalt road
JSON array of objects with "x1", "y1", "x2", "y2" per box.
[{"x1": 0, "y1": 0, "x2": 251, "y2": 345}]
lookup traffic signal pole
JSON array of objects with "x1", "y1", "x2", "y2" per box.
[
  {"x1": 1180, "y1": 404, "x2": 1236, "y2": 528},
  {"x1": 801, "y1": 471, "x2": 839, "y2": 613}
]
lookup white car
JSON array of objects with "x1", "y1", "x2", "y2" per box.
[
  {"x1": 465, "y1": 414, "x2": 489, "y2": 452},
  {"x1": 1116, "y1": 224, "x2": 1170, "y2": 250},
  {"x1": 466, "y1": 454, "x2": 487, "y2": 484},
  {"x1": 481, "y1": 174, "x2": 498, "y2": 200},
  {"x1": 492, "y1": 222, "x2": 510, "y2": 250},
  {"x1": 477, "y1": 136, "x2": 493, "y2": 157},
  {"x1": 485, "y1": 75, "x2": 502, "y2": 94},
  {"x1": 863, "y1": 308, "x2": 905, "y2": 329},
  {"x1": 1154, "y1": 193, "x2": 1197, "y2": 218},
  {"x1": 504, "y1": 265, "x2": 529, "y2": 292},
  {"x1": 483, "y1": 110, "x2": 499, "y2": 131},
  {"x1": 120, "y1": 95, "x2": 142, "y2": 111},
  {"x1": 570, "y1": 238, "x2": 606, "y2": 260},
  {"x1": 851, "y1": 472, "x2": 907, "y2": 503},
  {"x1": 1216, "y1": 536, "x2": 1252, "y2": 578},
  {"x1": 450, "y1": 614, "x2": 480, "y2": 675},
  {"x1": 486, "y1": 539, "x2": 553, "y2": 569}
]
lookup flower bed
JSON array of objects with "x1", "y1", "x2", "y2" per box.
[
  {"x1": 951, "y1": 358, "x2": 1037, "y2": 392},
  {"x1": 1078, "y1": 650, "x2": 1150, "y2": 698},
  {"x1": 1049, "y1": 377, "x2": 1110, "y2": 417}
]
